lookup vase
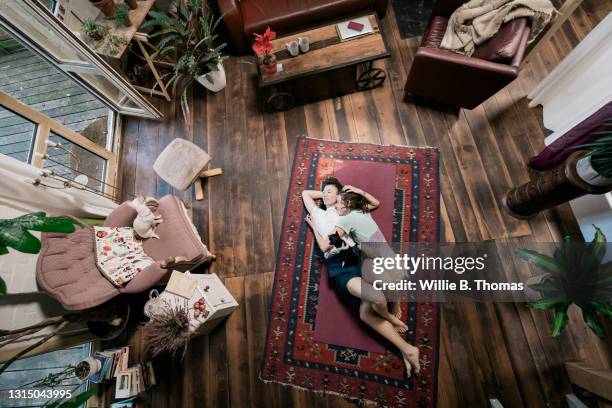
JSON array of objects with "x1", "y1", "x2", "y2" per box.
[
  {"x1": 125, "y1": 0, "x2": 138, "y2": 10},
  {"x1": 89, "y1": 0, "x2": 117, "y2": 18},
  {"x1": 503, "y1": 151, "x2": 612, "y2": 219},
  {"x1": 196, "y1": 62, "x2": 227, "y2": 93}
]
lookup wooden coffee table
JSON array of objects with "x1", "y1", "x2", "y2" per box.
[{"x1": 256, "y1": 13, "x2": 390, "y2": 111}]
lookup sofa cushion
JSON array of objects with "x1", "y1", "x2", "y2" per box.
[
  {"x1": 473, "y1": 18, "x2": 527, "y2": 62},
  {"x1": 421, "y1": 16, "x2": 448, "y2": 48},
  {"x1": 241, "y1": 0, "x2": 374, "y2": 37}
]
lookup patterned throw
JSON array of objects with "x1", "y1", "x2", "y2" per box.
[
  {"x1": 93, "y1": 226, "x2": 154, "y2": 287},
  {"x1": 261, "y1": 138, "x2": 441, "y2": 407}
]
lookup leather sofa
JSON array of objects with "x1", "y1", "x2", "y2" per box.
[
  {"x1": 405, "y1": 0, "x2": 531, "y2": 109},
  {"x1": 218, "y1": 0, "x2": 389, "y2": 54}
]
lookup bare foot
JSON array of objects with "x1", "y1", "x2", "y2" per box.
[
  {"x1": 386, "y1": 313, "x2": 408, "y2": 334},
  {"x1": 402, "y1": 355, "x2": 413, "y2": 378},
  {"x1": 390, "y1": 302, "x2": 402, "y2": 320},
  {"x1": 402, "y1": 346, "x2": 420, "y2": 377}
]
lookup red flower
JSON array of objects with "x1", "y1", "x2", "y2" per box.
[
  {"x1": 96, "y1": 230, "x2": 108, "y2": 238},
  {"x1": 252, "y1": 26, "x2": 276, "y2": 56}
]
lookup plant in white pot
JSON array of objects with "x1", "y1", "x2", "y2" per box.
[
  {"x1": 142, "y1": 0, "x2": 227, "y2": 126},
  {"x1": 503, "y1": 119, "x2": 612, "y2": 218}
]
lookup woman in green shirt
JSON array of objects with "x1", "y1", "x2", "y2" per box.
[{"x1": 317, "y1": 187, "x2": 420, "y2": 378}]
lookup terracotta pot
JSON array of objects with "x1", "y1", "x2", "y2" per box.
[
  {"x1": 89, "y1": 0, "x2": 117, "y2": 18},
  {"x1": 125, "y1": 0, "x2": 138, "y2": 10},
  {"x1": 262, "y1": 54, "x2": 278, "y2": 74}
]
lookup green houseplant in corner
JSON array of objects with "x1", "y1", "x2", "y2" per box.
[
  {"x1": 141, "y1": 0, "x2": 227, "y2": 126},
  {"x1": 517, "y1": 226, "x2": 612, "y2": 338},
  {"x1": 0, "y1": 212, "x2": 82, "y2": 295}
]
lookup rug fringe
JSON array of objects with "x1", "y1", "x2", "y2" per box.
[
  {"x1": 301, "y1": 135, "x2": 440, "y2": 151},
  {"x1": 258, "y1": 371, "x2": 380, "y2": 407}
]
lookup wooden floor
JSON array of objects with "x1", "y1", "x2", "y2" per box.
[{"x1": 117, "y1": 2, "x2": 612, "y2": 407}]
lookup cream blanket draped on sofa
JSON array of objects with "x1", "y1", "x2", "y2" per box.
[{"x1": 440, "y1": 0, "x2": 557, "y2": 56}]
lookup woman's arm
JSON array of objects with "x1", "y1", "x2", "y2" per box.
[
  {"x1": 302, "y1": 190, "x2": 323, "y2": 213},
  {"x1": 305, "y1": 215, "x2": 332, "y2": 252},
  {"x1": 342, "y1": 185, "x2": 380, "y2": 211}
]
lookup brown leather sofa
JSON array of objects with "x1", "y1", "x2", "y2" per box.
[
  {"x1": 405, "y1": 0, "x2": 530, "y2": 109},
  {"x1": 218, "y1": 0, "x2": 389, "y2": 54}
]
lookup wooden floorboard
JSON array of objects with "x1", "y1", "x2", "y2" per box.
[{"x1": 117, "y1": 1, "x2": 612, "y2": 406}]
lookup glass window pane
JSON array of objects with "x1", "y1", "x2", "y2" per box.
[
  {"x1": 0, "y1": 27, "x2": 110, "y2": 148},
  {"x1": 0, "y1": 105, "x2": 37, "y2": 163},
  {"x1": 44, "y1": 132, "x2": 106, "y2": 192}
]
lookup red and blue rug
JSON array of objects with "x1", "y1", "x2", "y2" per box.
[{"x1": 261, "y1": 138, "x2": 440, "y2": 407}]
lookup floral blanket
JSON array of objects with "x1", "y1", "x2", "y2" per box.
[{"x1": 94, "y1": 226, "x2": 154, "y2": 287}]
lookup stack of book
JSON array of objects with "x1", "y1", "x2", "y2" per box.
[
  {"x1": 115, "y1": 361, "x2": 156, "y2": 399},
  {"x1": 89, "y1": 347, "x2": 130, "y2": 383}
]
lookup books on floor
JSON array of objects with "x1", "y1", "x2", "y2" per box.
[
  {"x1": 115, "y1": 361, "x2": 156, "y2": 399},
  {"x1": 335, "y1": 16, "x2": 374, "y2": 41},
  {"x1": 89, "y1": 347, "x2": 130, "y2": 383}
]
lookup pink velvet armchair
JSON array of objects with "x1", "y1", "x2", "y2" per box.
[{"x1": 36, "y1": 195, "x2": 214, "y2": 310}]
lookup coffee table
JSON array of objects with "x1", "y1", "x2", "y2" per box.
[{"x1": 256, "y1": 13, "x2": 390, "y2": 111}]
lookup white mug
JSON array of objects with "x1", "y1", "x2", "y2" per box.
[
  {"x1": 286, "y1": 40, "x2": 299, "y2": 57},
  {"x1": 298, "y1": 37, "x2": 309, "y2": 53}
]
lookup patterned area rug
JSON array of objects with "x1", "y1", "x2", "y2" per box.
[{"x1": 261, "y1": 138, "x2": 440, "y2": 407}]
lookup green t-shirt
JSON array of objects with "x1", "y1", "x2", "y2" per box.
[{"x1": 335, "y1": 211, "x2": 384, "y2": 243}]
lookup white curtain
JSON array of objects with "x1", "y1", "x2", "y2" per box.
[{"x1": 0, "y1": 153, "x2": 117, "y2": 217}]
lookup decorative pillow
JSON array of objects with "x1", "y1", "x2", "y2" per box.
[
  {"x1": 94, "y1": 226, "x2": 154, "y2": 287},
  {"x1": 473, "y1": 18, "x2": 528, "y2": 62}
]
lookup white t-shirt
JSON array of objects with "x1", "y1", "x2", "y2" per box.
[{"x1": 310, "y1": 206, "x2": 355, "y2": 258}]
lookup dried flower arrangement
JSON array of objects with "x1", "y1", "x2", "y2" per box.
[{"x1": 144, "y1": 305, "x2": 191, "y2": 359}]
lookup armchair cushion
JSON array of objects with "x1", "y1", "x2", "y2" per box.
[{"x1": 473, "y1": 18, "x2": 528, "y2": 62}]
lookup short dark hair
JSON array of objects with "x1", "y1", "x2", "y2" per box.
[{"x1": 321, "y1": 177, "x2": 342, "y2": 193}]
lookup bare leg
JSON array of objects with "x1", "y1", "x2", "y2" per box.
[
  {"x1": 346, "y1": 277, "x2": 408, "y2": 333},
  {"x1": 358, "y1": 301, "x2": 420, "y2": 377}
]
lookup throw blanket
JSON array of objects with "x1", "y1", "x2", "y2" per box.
[
  {"x1": 94, "y1": 226, "x2": 154, "y2": 287},
  {"x1": 440, "y1": 0, "x2": 557, "y2": 56}
]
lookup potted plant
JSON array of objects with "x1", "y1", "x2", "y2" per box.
[
  {"x1": 252, "y1": 26, "x2": 277, "y2": 74},
  {"x1": 82, "y1": 18, "x2": 108, "y2": 42},
  {"x1": 517, "y1": 226, "x2": 612, "y2": 338},
  {"x1": 114, "y1": 8, "x2": 132, "y2": 28},
  {"x1": 89, "y1": 0, "x2": 117, "y2": 18},
  {"x1": 141, "y1": 0, "x2": 227, "y2": 126},
  {"x1": 503, "y1": 120, "x2": 612, "y2": 218}
]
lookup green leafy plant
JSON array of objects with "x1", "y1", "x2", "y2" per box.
[
  {"x1": 141, "y1": 0, "x2": 227, "y2": 127},
  {"x1": 81, "y1": 18, "x2": 108, "y2": 42},
  {"x1": 517, "y1": 226, "x2": 612, "y2": 338},
  {"x1": 0, "y1": 213, "x2": 82, "y2": 295},
  {"x1": 114, "y1": 8, "x2": 131, "y2": 27},
  {"x1": 579, "y1": 117, "x2": 612, "y2": 179}
]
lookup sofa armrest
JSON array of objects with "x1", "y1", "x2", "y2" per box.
[
  {"x1": 510, "y1": 26, "x2": 530, "y2": 67},
  {"x1": 414, "y1": 47, "x2": 519, "y2": 77},
  {"x1": 218, "y1": 0, "x2": 248, "y2": 53},
  {"x1": 103, "y1": 202, "x2": 137, "y2": 228}
]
